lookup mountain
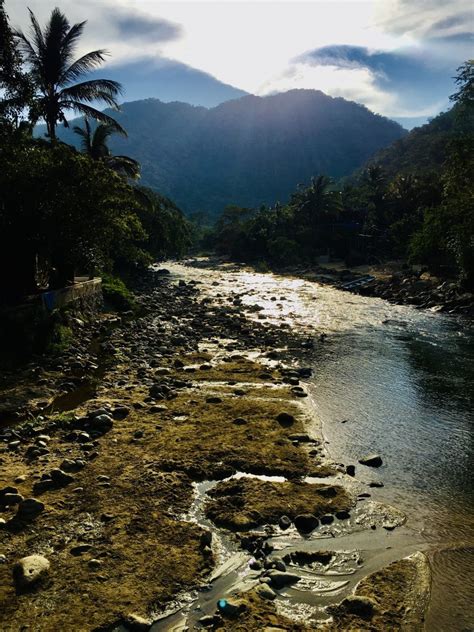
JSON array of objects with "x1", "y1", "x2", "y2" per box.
[
  {"x1": 363, "y1": 107, "x2": 457, "y2": 177},
  {"x1": 90, "y1": 56, "x2": 248, "y2": 108},
  {"x1": 51, "y1": 89, "x2": 407, "y2": 215}
]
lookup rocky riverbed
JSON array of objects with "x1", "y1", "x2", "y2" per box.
[{"x1": 0, "y1": 265, "x2": 431, "y2": 631}]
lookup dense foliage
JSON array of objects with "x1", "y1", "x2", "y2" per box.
[
  {"x1": 209, "y1": 62, "x2": 474, "y2": 288},
  {"x1": 0, "y1": 5, "x2": 191, "y2": 303},
  {"x1": 47, "y1": 89, "x2": 406, "y2": 216}
]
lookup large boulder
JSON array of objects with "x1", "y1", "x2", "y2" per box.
[{"x1": 13, "y1": 555, "x2": 50, "y2": 587}]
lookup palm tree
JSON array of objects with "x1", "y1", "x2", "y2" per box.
[
  {"x1": 292, "y1": 175, "x2": 342, "y2": 230},
  {"x1": 73, "y1": 118, "x2": 140, "y2": 179},
  {"x1": 14, "y1": 8, "x2": 124, "y2": 140}
]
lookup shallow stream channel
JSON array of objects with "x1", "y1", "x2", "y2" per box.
[{"x1": 148, "y1": 261, "x2": 473, "y2": 631}]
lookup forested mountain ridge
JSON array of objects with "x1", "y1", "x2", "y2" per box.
[
  {"x1": 49, "y1": 89, "x2": 406, "y2": 215},
  {"x1": 361, "y1": 107, "x2": 457, "y2": 177}
]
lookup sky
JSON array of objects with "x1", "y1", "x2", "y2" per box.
[{"x1": 7, "y1": 0, "x2": 474, "y2": 125}]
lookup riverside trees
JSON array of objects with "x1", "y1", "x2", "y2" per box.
[{"x1": 0, "y1": 4, "x2": 191, "y2": 302}]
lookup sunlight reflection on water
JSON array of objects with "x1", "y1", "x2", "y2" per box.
[{"x1": 167, "y1": 261, "x2": 474, "y2": 630}]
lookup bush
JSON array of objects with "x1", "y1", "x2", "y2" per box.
[{"x1": 101, "y1": 274, "x2": 136, "y2": 311}]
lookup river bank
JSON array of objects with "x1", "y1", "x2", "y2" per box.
[
  {"x1": 0, "y1": 263, "x2": 445, "y2": 630},
  {"x1": 228, "y1": 256, "x2": 474, "y2": 317}
]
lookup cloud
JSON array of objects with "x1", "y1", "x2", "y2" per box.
[
  {"x1": 375, "y1": 0, "x2": 473, "y2": 40},
  {"x1": 110, "y1": 8, "x2": 182, "y2": 43},
  {"x1": 289, "y1": 43, "x2": 463, "y2": 117}
]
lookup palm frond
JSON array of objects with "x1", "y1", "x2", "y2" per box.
[
  {"x1": 60, "y1": 49, "x2": 108, "y2": 85},
  {"x1": 27, "y1": 9, "x2": 46, "y2": 57},
  {"x1": 42, "y1": 8, "x2": 73, "y2": 86},
  {"x1": 106, "y1": 155, "x2": 141, "y2": 179},
  {"x1": 62, "y1": 101, "x2": 126, "y2": 134},
  {"x1": 59, "y1": 20, "x2": 86, "y2": 68},
  {"x1": 60, "y1": 79, "x2": 122, "y2": 107},
  {"x1": 13, "y1": 28, "x2": 41, "y2": 74},
  {"x1": 73, "y1": 118, "x2": 93, "y2": 154}
]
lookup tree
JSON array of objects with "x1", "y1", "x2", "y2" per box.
[
  {"x1": 14, "y1": 8, "x2": 124, "y2": 140},
  {"x1": 0, "y1": 138, "x2": 147, "y2": 297},
  {"x1": 0, "y1": 0, "x2": 32, "y2": 127},
  {"x1": 73, "y1": 118, "x2": 140, "y2": 179},
  {"x1": 292, "y1": 175, "x2": 341, "y2": 228}
]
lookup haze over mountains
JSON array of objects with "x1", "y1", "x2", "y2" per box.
[
  {"x1": 89, "y1": 56, "x2": 248, "y2": 108},
  {"x1": 55, "y1": 89, "x2": 406, "y2": 215}
]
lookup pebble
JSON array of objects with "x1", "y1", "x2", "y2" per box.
[
  {"x1": 276, "y1": 412, "x2": 295, "y2": 426},
  {"x1": 359, "y1": 454, "x2": 383, "y2": 467},
  {"x1": 278, "y1": 515, "x2": 291, "y2": 530},
  {"x1": 88, "y1": 559, "x2": 102, "y2": 569}
]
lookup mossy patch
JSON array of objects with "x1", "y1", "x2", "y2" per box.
[
  {"x1": 205, "y1": 477, "x2": 352, "y2": 530},
  {"x1": 148, "y1": 394, "x2": 314, "y2": 480},
  {"x1": 323, "y1": 553, "x2": 431, "y2": 631},
  {"x1": 212, "y1": 591, "x2": 307, "y2": 631}
]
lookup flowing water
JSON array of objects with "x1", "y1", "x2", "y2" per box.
[{"x1": 155, "y1": 261, "x2": 474, "y2": 631}]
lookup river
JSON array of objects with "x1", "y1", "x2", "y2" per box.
[{"x1": 166, "y1": 260, "x2": 474, "y2": 631}]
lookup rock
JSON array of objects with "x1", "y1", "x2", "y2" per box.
[
  {"x1": 276, "y1": 412, "x2": 295, "y2": 426},
  {"x1": 123, "y1": 613, "x2": 152, "y2": 631},
  {"x1": 13, "y1": 555, "x2": 50, "y2": 587},
  {"x1": 134, "y1": 430, "x2": 144, "y2": 439},
  {"x1": 200, "y1": 531, "x2": 212, "y2": 548},
  {"x1": 320, "y1": 514, "x2": 334, "y2": 525},
  {"x1": 232, "y1": 417, "x2": 247, "y2": 425},
  {"x1": 278, "y1": 515, "x2": 291, "y2": 530},
  {"x1": 256, "y1": 584, "x2": 277, "y2": 600},
  {"x1": 16, "y1": 498, "x2": 44, "y2": 520},
  {"x1": 70, "y1": 544, "x2": 92, "y2": 556},
  {"x1": 206, "y1": 396, "x2": 222, "y2": 404},
  {"x1": 335, "y1": 510, "x2": 351, "y2": 520},
  {"x1": 368, "y1": 481, "x2": 384, "y2": 488},
  {"x1": 267, "y1": 570, "x2": 300, "y2": 589},
  {"x1": 217, "y1": 598, "x2": 245, "y2": 617},
  {"x1": 50, "y1": 469, "x2": 75, "y2": 486},
  {"x1": 112, "y1": 406, "x2": 130, "y2": 420},
  {"x1": 0, "y1": 486, "x2": 18, "y2": 498},
  {"x1": 60, "y1": 458, "x2": 85, "y2": 472},
  {"x1": 89, "y1": 414, "x2": 114, "y2": 433},
  {"x1": 340, "y1": 595, "x2": 376, "y2": 618},
  {"x1": 88, "y1": 559, "x2": 102, "y2": 570},
  {"x1": 346, "y1": 464, "x2": 356, "y2": 476},
  {"x1": 359, "y1": 454, "x2": 383, "y2": 468},
  {"x1": 2, "y1": 493, "x2": 24, "y2": 506},
  {"x1": 294, "y1": 514, "x2": 319, "y2": 533}
]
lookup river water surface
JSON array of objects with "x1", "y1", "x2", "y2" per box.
[{"x1": 165, "y1": 261, "x2": 474, "y2": 631}]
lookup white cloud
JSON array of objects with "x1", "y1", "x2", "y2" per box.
[{"x1": 6, "y1": 0, "x2": 469, "y2": 120}]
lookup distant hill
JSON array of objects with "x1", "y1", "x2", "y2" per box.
[
  {"x1": 50, "y1": 89, "x2": 407, "y2": 215},
  {"x1": 89, "y1": 56, "x2": 248, "y2": 108},
  {"x1": 363, "y1": 107, "x2": 457, "y2": 177}
]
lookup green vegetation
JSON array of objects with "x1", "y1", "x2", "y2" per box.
[
  {"x1": 101, "y1": 274, "x2": 136, "y2": 312},
  {"x1": 208, "y1": 61, "x2": 474, "y2": 288},
  {"x1": 0, "y1": 3, "x2": 191, "y2": 306},
  {"x1": 44, "y1": 89, "x2": 406, "y2": 216}
]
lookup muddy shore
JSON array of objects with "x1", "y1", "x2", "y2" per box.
[{"x1": 1, "y1": 264, "x2": 430, "y2": 631}]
